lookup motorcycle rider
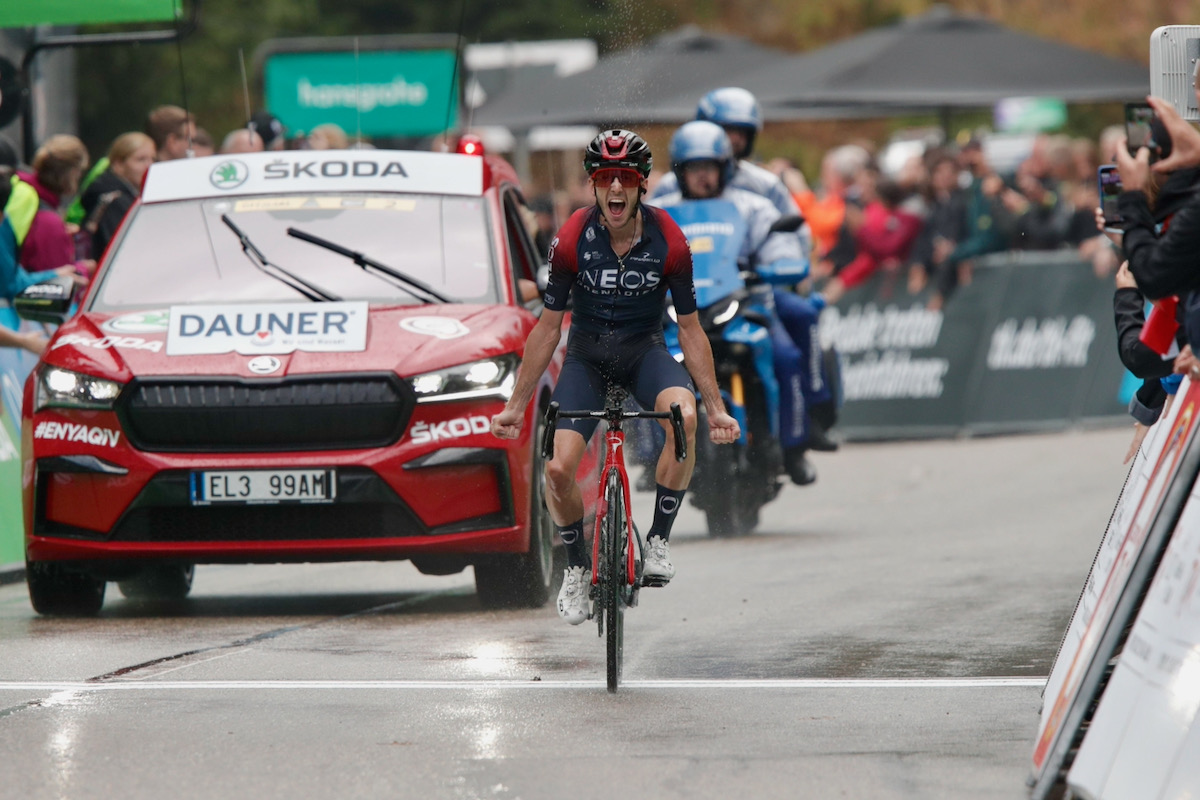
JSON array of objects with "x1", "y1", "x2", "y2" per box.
[
  {"x1": 654, "y1": 120, "x2": 823, "y2": 485},
  {"x1": 490, "y1": 129, "x2": 740, "y2": 625},
  {"x1": 649, "y1": 87, "x2": 839, "y2": 454}
]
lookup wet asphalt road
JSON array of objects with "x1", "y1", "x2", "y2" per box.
[{"x1": 0, "y1": 427, "x2": 1131, "y2": 799}]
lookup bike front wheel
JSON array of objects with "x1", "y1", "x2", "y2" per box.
[{"x1": 602, "y1": 468, "x2": 628, "y2": 693}]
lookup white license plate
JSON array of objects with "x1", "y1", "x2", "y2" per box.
[{"x1": 190, "y1": 469, "x2": 336, "y2": 505}]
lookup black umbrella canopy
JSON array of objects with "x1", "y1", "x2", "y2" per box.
[
  {"x1": 743, "y1": 5, "x2": 1149, "y2": 111},
  {"x1": 472, "y1": 25, "x2": 786, "y2": 129}
]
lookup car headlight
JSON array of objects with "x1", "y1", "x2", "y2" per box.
[
  {"x1": 408, "y1": 354, "x2": 519, "y2": 403},
  {"x1": 35, "y1": 366, "x2": 123, "y2": 411}
]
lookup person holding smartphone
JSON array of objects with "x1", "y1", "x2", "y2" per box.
[{"x1": 1116, "y1": 96, "x2": 1200, "y2": 304}]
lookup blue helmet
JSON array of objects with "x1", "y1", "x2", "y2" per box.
[
  {"x1": 696, "y1": 87, "x2": 762, "y2": 157},
  {"x1": 669, "y1": 120, "x2": 735, "y2": 198}
]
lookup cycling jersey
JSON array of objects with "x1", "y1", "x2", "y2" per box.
[
  {"x1": 543, "y1": 202, "x2": 698, "y2": 440},
  {"x1": 543, "y1": 204, "x2": 697, "y2": 334}
]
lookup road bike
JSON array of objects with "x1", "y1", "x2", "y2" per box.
[{"x1": 541, "y1": 386, "x2": 687, "y2": 692}]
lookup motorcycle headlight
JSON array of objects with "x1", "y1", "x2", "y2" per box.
[
  {"x1": 408, "y1": 354, "x2": 519, "y2": 403},
  {"x1": 35, "y1": 366, "x2": 123, "y2": 411}
]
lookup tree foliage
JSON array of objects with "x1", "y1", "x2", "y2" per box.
[
  {"x1": 73, "y1": 0, "x2": 1185, "y2": 160},
  {"x1": 74, "y1": 0, "x2": 671, "y2": 157}
]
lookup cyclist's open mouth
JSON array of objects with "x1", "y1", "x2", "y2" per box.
[{"x1": 606, "y1": 197, "x2": 627, "y2": 220}]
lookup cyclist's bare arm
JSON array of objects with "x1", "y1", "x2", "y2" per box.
[
  {"x1": 676, "y1": 311, "x2": 741, "y2": 444},
  {"x1": 490, "y1": 309, "x2": 565, "y2": 440}
]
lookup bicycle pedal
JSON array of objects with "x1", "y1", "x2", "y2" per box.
[{"x1": 640, "y1": 576, "x2": 670, "y2": 589}]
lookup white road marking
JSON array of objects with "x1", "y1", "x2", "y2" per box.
[{"x1": 0, "y1": 677, "x2": 1046, "y2": 691}]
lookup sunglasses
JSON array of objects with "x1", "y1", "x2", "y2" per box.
[{"x1": 591, "y1": 167, "x2": 642, "y2": 187}]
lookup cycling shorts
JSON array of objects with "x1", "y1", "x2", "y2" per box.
[{"x1": 551, "y1": 327, "x2": 694, "y2": 442}]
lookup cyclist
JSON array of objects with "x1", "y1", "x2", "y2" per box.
[
  {"x1": 490, "y1": 129, "x2": 740, "y2": 625},
  {"x1": 655, "y1": 120, "x2": 823, "y2": 484}
]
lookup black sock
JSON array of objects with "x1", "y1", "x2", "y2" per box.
[
  {"x1": 647, "y1": 484, "x2": 686, "y2": 542},
  {"x1": 558, "y1": 519, "x2": 589, "y2": 570}
]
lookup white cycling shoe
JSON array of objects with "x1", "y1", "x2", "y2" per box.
[
  {"x1": 557, "y1": 566, "x2": 591, "y2": 625},
  {"x1": 642, "y1": 536, "x2": 675, "y2": 586}
]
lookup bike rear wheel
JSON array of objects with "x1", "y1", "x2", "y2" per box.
[{"x1": 602, "y1": 469, "x2": 627, "y2": 693}]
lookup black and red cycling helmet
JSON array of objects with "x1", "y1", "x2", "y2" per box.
[{"x1": 583, "y1": 129, "x2": 653, "y2": 179}]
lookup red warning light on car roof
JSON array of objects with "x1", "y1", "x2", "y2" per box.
[{"x1": 456, "y1": 134, "x2": 484, "y2": 157}]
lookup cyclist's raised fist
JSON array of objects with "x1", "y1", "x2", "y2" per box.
[
  {"x1": 490, "y1": 408, "x2": 524, "y2": 440},
  {"x1": 708, "y1": 411, "x2": 741, "y2": 444}
]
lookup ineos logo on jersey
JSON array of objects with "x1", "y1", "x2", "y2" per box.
[
  {"x1": 579, "y1": 267, "x2": 662, "y2": 294},
  {"x1": 264, "y1": 160, "x2": 409, "y2": 180},
  {"x1": 410, "y1": 415, "x2": 490, "y2": 444}
]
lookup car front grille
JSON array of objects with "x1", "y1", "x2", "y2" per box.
[{"x1": 117, "y1": 374, "x2": 414, "y2": 452}]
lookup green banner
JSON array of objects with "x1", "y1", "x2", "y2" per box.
[
  {"x1": 264, "y1": 49, "x2": 459, "y2": 138},
  {"x1": 0, "y1": 0, "x2": 180, "y2": 27}
]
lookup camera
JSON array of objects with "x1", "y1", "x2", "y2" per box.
[
  {"x1": 1149, "y1": 25, "x2": 1200, "y2": 120},
  {"x1": 1125, "y1": 102, "x2": 1173, "y2": 162}
]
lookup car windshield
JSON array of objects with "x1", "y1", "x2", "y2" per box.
[{"x1": 90, "y1": 192, "x2": 497, "y2": 311}]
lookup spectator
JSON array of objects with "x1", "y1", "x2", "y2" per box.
[
  {"x1": 79, "y1": 132, "x2": 155, "y2": 259},
  {"x1": 1116, "y1": 96, "x2": 1200, "y2": 305},
  {"x1": 145, "y1": 105, "x2": 197, "y2": 161},
  {"x1": 821, "y1": 175, "x2": 923, "y2": 304},
  {"x1": 306, "y1": 123, "x2": 349, "y2": 150},
  {"x1": 220, "y1": 127, "x2": 264, "y2": 154},
  {"x1": 191, "y1": 128, "x2": 215, "y2": 157},
  {"x1": 249, "y1": 110, "x2": 286, "y2": 151},
  {"x1": 792, "y1": 144, "x2": 871, "y2": 276},
  {"x1": 1008, "y1": 160, "x2": 1074, "y2": 250},
  {"x1": 4, "y1": 134, "x2": 95, "y2": 277},
  {"x1": 926, "y1": 137, "x2": 1012, "y2": 310},
  {"x1": 1098, "y1": 124, "x2": 1125, "y2": 165},
  {"x1": 0, "y1": 150, "x2": 73, "y2": 356},
  {"x1": 907, "y1": 150, "x2": 967, "y2": 294},
  {"x1": 528, "y1": 194, "x2": 557, "y2": 258}
]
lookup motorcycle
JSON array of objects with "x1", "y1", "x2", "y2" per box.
[{"x1": 659, "y1": 198, "x2": 802, "y2": 537}]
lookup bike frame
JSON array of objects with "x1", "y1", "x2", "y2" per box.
[{"x1": 592, "y1": 420, "x2": 638, "y2": 589}]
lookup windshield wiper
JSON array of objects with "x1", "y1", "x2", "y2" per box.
[
  {"x1": 286, "y1": 226, "x2": 452, "y2": 304},
  {"x1": 221, "y1": 215, "x2": 342, "y2": 303}
]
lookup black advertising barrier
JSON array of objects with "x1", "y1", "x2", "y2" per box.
[{"x1": 820, "y1": 251, "x2": 1127, "y2": 440}]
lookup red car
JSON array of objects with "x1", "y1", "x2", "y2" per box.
[{"x1": 17, "y1": 145, "x2": 595, "y2": 615}]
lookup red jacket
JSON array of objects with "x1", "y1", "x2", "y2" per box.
[
  {"x1": 13, "y1": 171, "x2": 75, "y2": 273},
  {"x1": 837, "y1": 200, "x2": 923, "y2": 289}
]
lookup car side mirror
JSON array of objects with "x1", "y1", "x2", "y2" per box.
[
  {"x1": 768, "y1": 214, "x2": 805, "y2": 234},
  {"x1": 15, "y1": 277, "x2": 74, "y2": 325}
]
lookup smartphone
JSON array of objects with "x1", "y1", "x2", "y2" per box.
[
  {"x1": 1098, "y1": 164, "x2": 1123, "y2": 229},
  {"x1": 1125, "y1": 102, "x2": 1173, "y2": 162}
]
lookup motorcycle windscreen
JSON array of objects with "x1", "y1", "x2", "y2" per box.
[{"x1": 664, "y1": 199, "x2": 747, "y2": 309}]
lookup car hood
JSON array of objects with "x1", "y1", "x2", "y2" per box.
[{"x1": 43, "y1": 304, "x2": 533, "y2": 381}]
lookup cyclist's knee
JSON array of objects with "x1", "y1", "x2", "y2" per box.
[
  {"x1": 544, "y1": 457, "x2": 577, "y2": 497},
  {"x1": 678, "y1": 402, "x2": 698, "y2": 439}
]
